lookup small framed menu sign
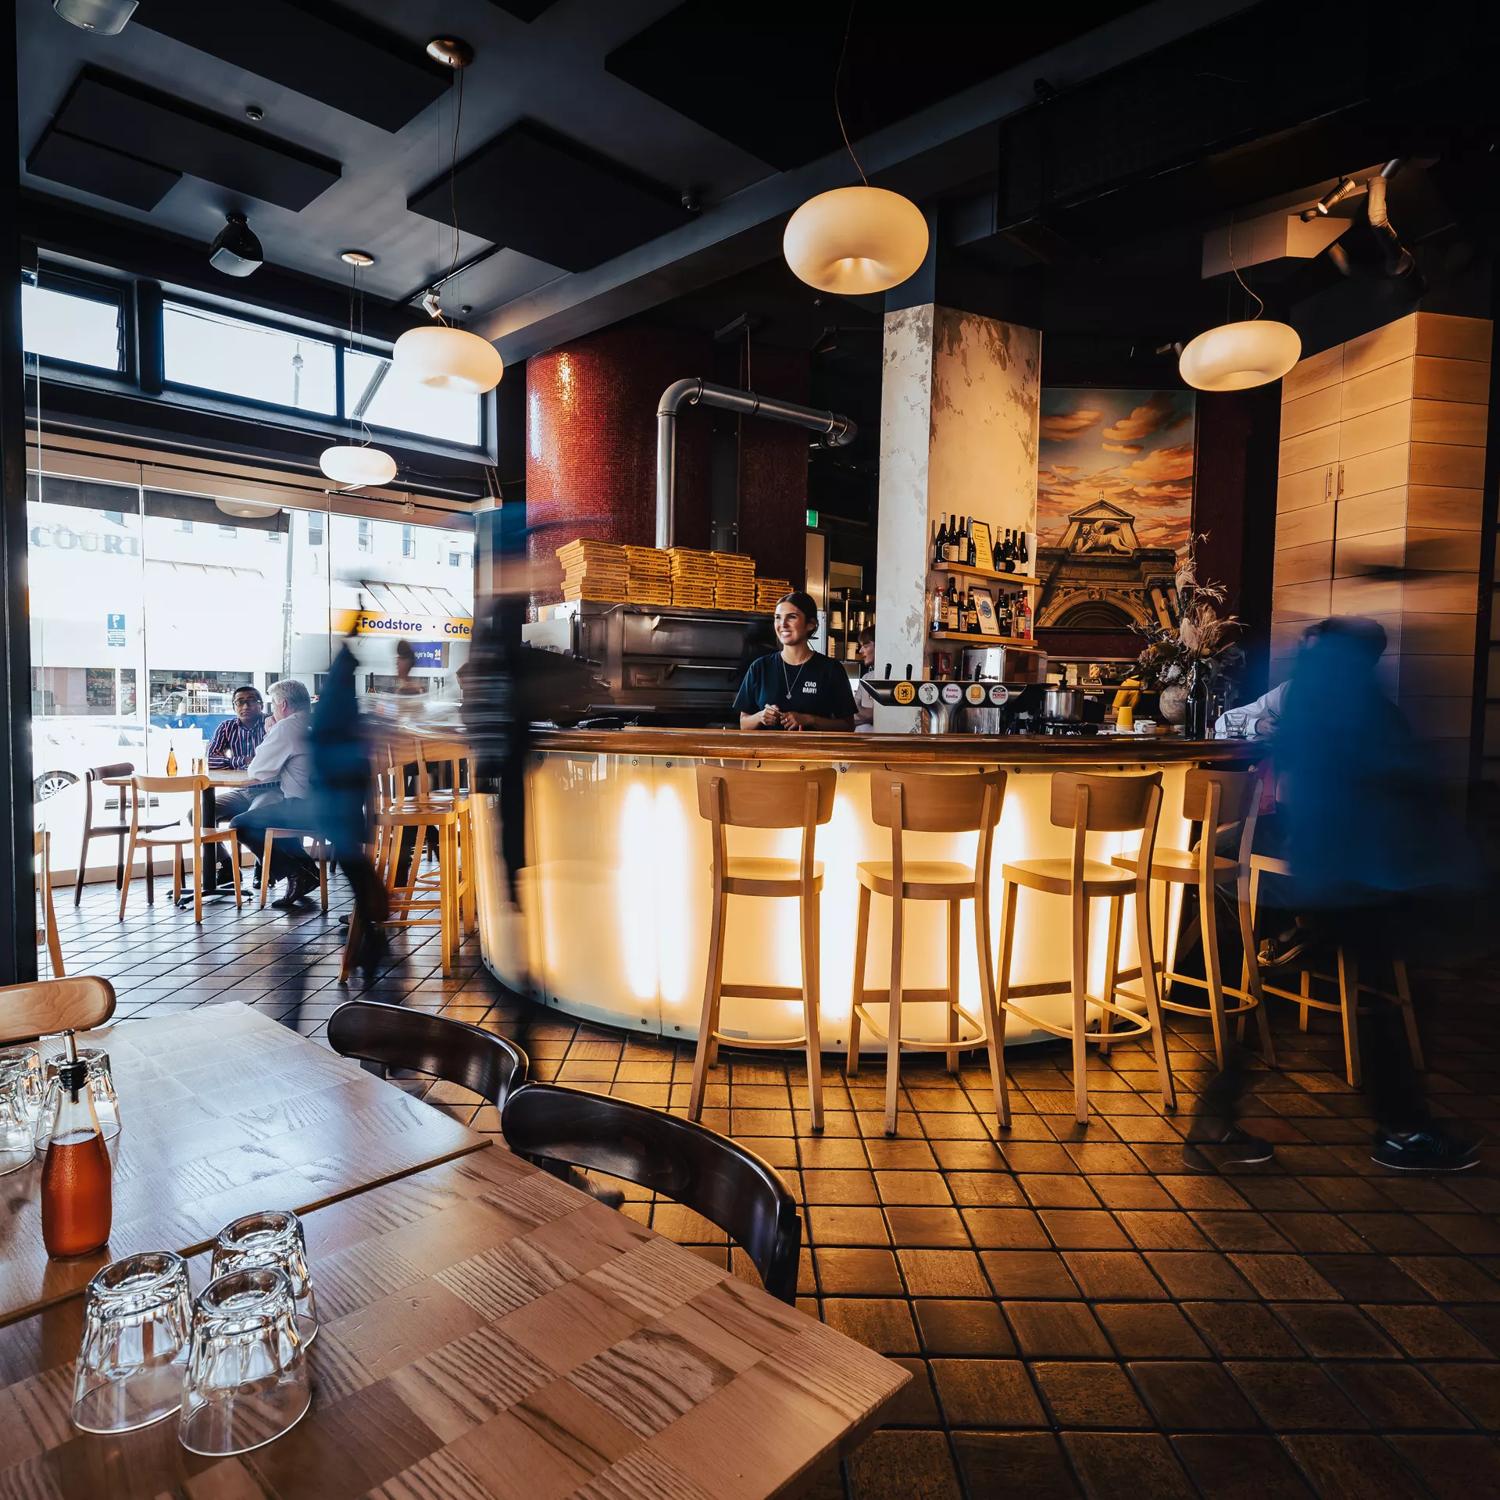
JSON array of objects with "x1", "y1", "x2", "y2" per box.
[
  {"x1": 971, "y1": 587, "x2": 1002, "y2": 636},
  {"x1": 971, "y1": 521, "x2": 995, "y2": 572}
]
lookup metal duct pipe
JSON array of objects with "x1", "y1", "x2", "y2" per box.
[{"x1": 655, "y1": 378, "x2": 857, "y2": 549}]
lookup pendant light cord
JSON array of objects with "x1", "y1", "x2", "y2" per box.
[
  {"x1": 427, "y1": 64, "x2": 467, "y2": 328},
  {"x1": 834, "y1": 0, "x2": 867, "y2": 186},
  {"x1": 347, "y1": 262, "x2": 373, "y2": 449},
  {"x1": 1226, "y1": 213, "x2": 1264, "y2": 322}
]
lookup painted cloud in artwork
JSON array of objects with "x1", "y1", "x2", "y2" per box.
[{"x1": 1038, "y1": 389, "x2": 1195, "y2": 554}]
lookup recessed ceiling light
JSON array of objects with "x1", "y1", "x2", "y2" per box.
[
  {"x1": 340, "y1": 249, "x2": 375, "y2": 268},
  {"x1": 426, "y1": 36, "x2": 474, "y2": 69}
]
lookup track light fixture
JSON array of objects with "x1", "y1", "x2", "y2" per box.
[{"x1": 208, "y1": 212, "x2": 263, "y2": 278}]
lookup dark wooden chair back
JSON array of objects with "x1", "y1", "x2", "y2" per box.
[
  {"x1": 328, "y1": 1001, "x2": 528, "y2": 1106},
  {"x1": 0, "y1": 976, "x2": 115, "y2": 1046},
  {"x1": 501, "y1": 1081, "x2": 802, "y2": 1303}
]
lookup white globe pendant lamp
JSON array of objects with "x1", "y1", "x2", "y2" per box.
[
  {"x1": 784, "y1": 185, "x2": 928, "y2": 296},
  {"x1": 1179, "y1": 318, "x2": 1301, "y2": 391},
  {"x1": 319, "y1": 444, "x2": 398, "y2": 487},
  {"x1": 392, "y1": 323, "x2": 504, "y2": 394},
  {"x1": 321, "y1": 249, "x2": 397, "y2": 489}
]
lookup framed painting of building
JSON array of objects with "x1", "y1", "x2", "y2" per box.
[{"x1": 1034, "y1": 389, "x2": 1196, "y2": 660}]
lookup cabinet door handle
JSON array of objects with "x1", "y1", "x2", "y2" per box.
[
  {"x1": 1324, "y1": 468, "x2": 1332, "y2": 501},
  {"x1": 1336, "y1": 464, "x2": 1344, "y2": 497}
]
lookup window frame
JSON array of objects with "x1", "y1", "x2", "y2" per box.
[{"x1": 22, "y1": 267, "x2": 133, "y2": 381}]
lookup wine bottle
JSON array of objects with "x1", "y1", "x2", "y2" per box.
[
  {"x1": 932, "y1": 517, "x2": 947, "y2": 568},
  {"x1": 998, "y1": 594, "x2": 1012, "y2": 637},
  {"x1": 1014, "y1": 592, "x2": 1031, "y2": 639},
  {"x1": 1017, "y1": 529, "x2": 1030, "y2": 567},
  {"x1": 929, "y1": 586, "x2": 945, "y2": 636},
  {"x1": 964, "y1": 588, "x2": 980, "y2": 634},
  {"x1": 947, "y1": 515, "x2": 962, "y2": 564},
  {"x1": 944, "y1": 577, "x2": 960, "y2": 632},
  {"x1": 966, "y1": 517, "x2": 977, "y2": 567},
  {"x1": 1003, "y1": 529, "x2": 1017, "y2": 573}
]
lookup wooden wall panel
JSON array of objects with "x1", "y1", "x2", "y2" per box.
[
  {"x1": 1279, "y1": 423, "x2": 1339, "y2": 476},
  {"x1": 1281, "y1": 384, "x2": 1341, "y2": 438},
  {"x1": 1281, "y1": 342, "x2": 1342, "y2": 402},
  {"x1": 1336, "y1": 488, "x2": 1407, "y2": 538}
]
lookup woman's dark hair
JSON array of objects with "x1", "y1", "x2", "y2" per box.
[
  {"x1": 775, "y1": 590, "x2": 819, "y2": 628},
  {"x1": 395, "y1": 639, "x2": 416, "y2": 665}
]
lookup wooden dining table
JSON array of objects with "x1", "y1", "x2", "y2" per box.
[{"x1": 0, "y1": 1003, "x2": 908, "y2": 1497}]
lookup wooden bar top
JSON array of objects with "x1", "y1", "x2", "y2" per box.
[{"x1": 512, "y1": 727, "x2": 1255, "y2": 767}]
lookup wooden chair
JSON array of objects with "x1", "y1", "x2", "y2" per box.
[
  {"x1": 501, "y1": 1081, "x2": 802, "y2": 1304},
  {"x1": 257, "y1": 826, "x2": 334, "y2": 913},
  {"x1": 0, "y1": 976, "x2": 115, "y2": 1046},
  {"x1": 1110, "y1": 768, "x2": 1275, "y2": 1070},
  {"x1": 342, "y1": 737, "x2": 475, "y2": 978},
  {"x1": 72, "y1": 762, "x2": 173, "y2": 905},
  {"x1": 117, "y1": 775, "x2": 243, "y2": 925},
  {"x1": 688, "y1": 765, "x2": 837, "y2": 1133},
  {"x1": 848, "y1": 769, "x2": 1008, "y2": 1135},
  {"x1": 328, "y1": 1001, "x2": 528, "y2": 1107},
  {"x1": 996, "y1": 771, "x2": 1175, "y2": 1126},
  {"x1": 35, "y1": 832, "x2": 64, "y2": 978},
  {"x1": 1244, "y1": 853, "x2": 1422, "y2": 1087}
]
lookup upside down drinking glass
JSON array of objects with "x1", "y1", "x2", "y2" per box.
[
  {"x1": 211, "y1": 1210, "x2": 318, "y2": 1345},
  {"x1": 72, "y1": 1252, "x2": 193, "y2": 1433}
]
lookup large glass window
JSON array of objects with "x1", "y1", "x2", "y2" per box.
[
  {"x1": 344, "y1": 348, "x2": 482, "y2": 447},
  {"x1": 162, "y1": 302, "x2": 338, "y2": 414},
  {"x1": 22, "y1": 280, "x2": 123, "y2": 371}
]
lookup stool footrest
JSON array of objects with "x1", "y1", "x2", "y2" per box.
[
  {"x1": 852, "y1": 1002, "x2": 986, "y2": 1050},
  {"x1": 710, "y1": 1029, "x2": 809, "y2": 1049},
  {"x1": 719, "y1": 983, "x2": 811, "y2": 1001},
  {"x1": 852, "y1": 986, "x2": 957, "y2": 1007},
  {"x1": 1123, "y1": 973, "x2": 1259, "y2": 1018},
  {"x1": 1000, "y1": 995, "x2": 1153, "y2": 1044}
]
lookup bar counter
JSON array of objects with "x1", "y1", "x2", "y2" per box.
[{"x1": 458, "y1": 724, "x2": 1255, "y2": 1050}]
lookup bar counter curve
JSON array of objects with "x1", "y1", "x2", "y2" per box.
[{"x1": 451, "y1": 727, "x2": 1257, "y2": 1050}]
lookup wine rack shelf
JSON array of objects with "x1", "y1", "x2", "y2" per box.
[
  {"x1": 930, "y1": 563, "x2": 1041, "y2": 588},
  {"x1": 927, "y1": 631, "x2": 1043, "y2": 651}
]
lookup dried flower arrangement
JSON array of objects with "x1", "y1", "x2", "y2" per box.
[{"x1": 1134, "y1": 534, "x2": 1243, "y2": 690}]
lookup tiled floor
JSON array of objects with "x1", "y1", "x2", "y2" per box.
[{"x1": 57, "y1": 877, "x2": 1500, "y2": 1499}]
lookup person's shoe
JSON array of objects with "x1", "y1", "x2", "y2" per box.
[
  {"x1": 1183, "y1": 1125, "x2": 1275, "y2": 1172},
  {"x1": 1371, "y1": 1127, "x2": 1479, "y2": 1172},
  {"x1": 1257, "y1": 931, "x2": 1314, "y2": 969},
  {"x1": 271, "y1": 869, "x2": 318, "y2": 910}
]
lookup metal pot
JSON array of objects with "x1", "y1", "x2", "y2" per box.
[{"x1": 1041, "y1": 687, "x2": 1086, "y2": 723}]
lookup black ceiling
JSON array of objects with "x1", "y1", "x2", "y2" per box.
[{"x1": 604, "y1": 0, "x2": 1147, "y2": 172}]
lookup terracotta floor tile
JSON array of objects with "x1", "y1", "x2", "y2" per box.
[
  {"x1": 960, "y1": 1206, "x2": 1049, "y2": 1250},
  {"x1": 801, "y1": 1169, "x2": 880, "y2": 1205},
  {"x1": 814, "y1": 1247, "x2": 905, "y2": 1296},
  {"x1": 882, "y1": 1358, "x2": 943, "y2": 1426},
  {"x1": 1172, "y1": 1434, "x2": 1316, "y2": 1499},
  {"x1": 1420, "y1": 1362, "x2": 1500, "y2": 1428},
  {"x1": 1191, "y1": 1209, "x2": 1296, "y2": 1253},
  {"x1": 914, "y1": 1299, "x2": 1015, "y2": 1357},
  {"x1": 1228, "y1": 1252, "x2": 1342, "y2": 1301},
  {"x1": 1391, "y1": 1255, "x2": 1500, "y2": 1304},
  {"x1": 1129, "y1": 1359, "x2": 1261, "y2": 1431},
  {"x1": 1280, "y1": 1435, "x2": 1426, "y2": 1500},
  {"x1": 946, "y1": 1172, "x2": 1027, "y2": 1206},
  {"x1": 885, "y1": 1206, "x2": 969, "y2": 1249},
  {"x1": 1032, "y1": 1360, "x2": 1153, "y2": 1429},
  {"x1": 807, "y1": 1205, "x2": 890, "y2": 1246},
  {"x1": 876, "y1": 1170, "x2": 954, "y2": 1206},
  {"x1": 1037, "y1": 1209, "x2": 1131, "y2": 1249},
  {"x1": 1226, "y1": 1360, "x2": 1368, "y2": 1431},
  {"x1": 930, "y1": 1358, "x2": 1046, "y2": 1428},
  {"x1": 1059, "y1": 1251, "x2": 1168, "y2": 1302},
  {"x1": 1090, "y1": 1177, "x2": 1176, "y2": 1210},
  {"x1": 1270, "y1": 1301, "x2": 1400, "y2": 1358},
  {"x1": 981, "y1": 1251, "x2": 1080, "y2": 1299},
  {"x1": 1062, "y1": 1432, "x2": 1196, "y2": 1500},
  {"x1": 821, "y1": 1297, "x2": 920, "y2": 1355},
  {"x1": 1307, "y1": 1253, "x2": 1429, "y2": 1303},
  {"x1": 1385, "y1": 1435, "x2": 1500, "y2": 1500},
  {"x1": 951, "y1": 1432, "x2": 1081, "y2": 1500},
  {"x1": 1144, "y1": 1251, "x2": 1256, "y2": 1300},
  {"x1": 1004, "y1": 1302, "x2": 1112, "y2": 1358},
  {"x1": 1115, "y1": 1210, "x2": 1213, "y2": 1251},
  {"x1": 1366, "y1": 1304, "x2": 1493, "y2": 1359},
  {"x1": 844, "y1": 1429, "x2": 961, "y2": 1500},
  {"x1": 1094, "y1": 1301, "x2": 1209, "y2": 1358},
  {"x1": 1326, "y1": 1361, "x2": 1473, "y2": 1431},
  {"x1": 1020, "y1": 1174, "x2": 1102, "y2": 1208},
  {"x1": 897, "y1": 1248, "x2": 989, "y2": 1298}
]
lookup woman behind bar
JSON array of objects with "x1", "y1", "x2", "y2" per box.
[{"x1": 735, "y1": 591, "x2": 856, "y2": 732}]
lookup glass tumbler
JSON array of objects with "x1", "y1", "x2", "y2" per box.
[
  {"x1": 41, "y1": 1047, "x2": 121, "y2": 1141},
  {"x1": 72, "y1": 1251, "x2": 193, "y2": 1433},
  {"x1": 178, "y1": 1268, "x2": 311, "y2": 1458},
  {"x1": 211, "y1": 1210, "x2": 318, "y2": 1345},
  {"x1": 0, "y1": 1045, "x2": 43, "y2": 1124},
  {"x1": 0, "y1": 1057, "x2": 36, "y2": 1177}
]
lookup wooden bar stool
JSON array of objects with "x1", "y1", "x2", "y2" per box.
[
  {"x1": 688, "y1": 765, "x2": 836, "y2": 1133},
  {"x1": 117, "y1": 775, "x2": 242, "y2": 925},
  {"x1": 847, "y1": 769, "x2": 1008, "y2": 1136},
  {"x1": 73, "y1": 762, "x2": 173, "y2": 905},
  {"x1": 256, "y1": 827, "x2": 334, "y2": 912},
  {"x1": 1110, "y1": 768, "x2": 1275, "y2": 1070},
  {"x1": 35, "y1": 831, "x2": 64, "y2": 978},
  {"x1": 996, "y1": 771, "x2": 1174, "y2": 1126},
  {"x1": 1244, "y1": 854, "x2": 1422, "y2": 1087}
]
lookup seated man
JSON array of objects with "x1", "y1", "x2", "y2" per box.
[
  {"x1": 207, "y1": 686, "x2": 268, "y2": 878},
  {"x1": 230, "y1": 678, "x2": 321, "y2": 908}
]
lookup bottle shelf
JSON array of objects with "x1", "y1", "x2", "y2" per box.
[
  {"x1": 927, "y1": 631, "x2": 1043, "y2": 651},
  {"x1": 930, "y1": 562, "x2": 1041, "y2": 587}
]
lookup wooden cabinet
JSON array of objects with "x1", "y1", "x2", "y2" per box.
[{"x1": 1271, "y1": 312, "x2": 1491, "y2": 763}]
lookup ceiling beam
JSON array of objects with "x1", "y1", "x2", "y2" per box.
[{"x1": 476, "y1": 0, "x2": 1262, "y2": 363}]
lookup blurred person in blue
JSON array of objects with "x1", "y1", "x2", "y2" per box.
[{"x1": 1273, "y1": 616, "x2": 1480, "y2": 1171}]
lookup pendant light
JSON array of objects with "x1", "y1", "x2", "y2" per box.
[
  {"x1": 1179, "y1": 218, "x2": 1300, "y2": 391},
  {"x1": 783, "y1": 5, "x2": 927, "y2": 296},
  {"x1": 392, "y1": 38, "x2": 504, "y2": 395},
  {"x1": 320, "y1": 250, "x2": 398, "y2": 488}
]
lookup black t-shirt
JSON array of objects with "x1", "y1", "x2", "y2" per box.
[{"x1": 733, "y1": 651, "x2": 857, "y2": 724}]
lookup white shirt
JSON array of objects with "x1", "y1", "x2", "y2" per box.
[
  {"x1": 853, "y1": 676, "x2": 877, "y2": 732},
  {"x1": 1215, "y1": 681, "x2": 1287, "y2": 738},
  {"x1": 245, "y1": 710, "x2": 312, "y2": 800}
]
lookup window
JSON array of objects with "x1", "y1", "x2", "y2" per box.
[
  {"x1": 267, "y1": 530, "x2": 283, "y2": 543},
  {"x1": 178, "y1": 519, "x2": 194, "y2": 534},
  {"x1": 162, "y1": 302, "x2": 337, "y2": 415},
  {"x1": 219, "y1": 524, "x2": 237, "y2": 536},
  {"x1": 120, "y1": 668, "x2": 137, "y2": 716},
  {"x1": 22, "y1": 278, "x2": 123, "y2": 371},
  {"x1": 401, "y1": 525, "x2": 416, "y2": 559},
  {"x1": 307, "y1": 513, "x2": 325, "y2": 547},
  {"x1": 31, "y1": 666, "x2": 118, "y2": 716},
  {"x1": 357, "y1": 519, "x2": 372, "y2": 553},
  {"x1": 344, "y1": 348, "x2": 482, "y2": 447},
  {"x1": 449, "y1": 550, "x2": 471, "y2": 569}
]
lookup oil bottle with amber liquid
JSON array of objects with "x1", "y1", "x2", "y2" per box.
[{"x1": 40, "y1": 1031, "x2": 112, "y2": 1258}]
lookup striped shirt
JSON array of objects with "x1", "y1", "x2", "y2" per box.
[{"x1": 206, "y1": 713, "x2": 267, "y2": 769}]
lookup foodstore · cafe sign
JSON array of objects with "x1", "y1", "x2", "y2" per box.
[{"x1": 331, "y1": 609, "x2": 472, "y2": 641}]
